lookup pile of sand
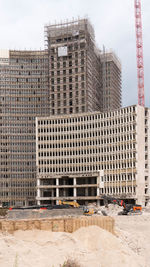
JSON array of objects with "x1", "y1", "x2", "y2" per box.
[{"x1": 0, "y1": 225, "x2": 145, "y2": 267}]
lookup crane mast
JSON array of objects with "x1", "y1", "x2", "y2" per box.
[{"x1": 134, "y1": 0, "x2": 145, "y2": 106}]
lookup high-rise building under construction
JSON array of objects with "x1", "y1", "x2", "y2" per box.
[
  {"x1": 101, "y1": 51, "x2": 122, "y2": 111},
  {"x1": 45, "y1": 18, "x2": 122, "y2": 115},
  {"x1": 0, "y1": 18, "x2": 122, "y2": 206}
]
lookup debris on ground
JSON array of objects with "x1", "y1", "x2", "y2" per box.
[{"x1": 87, "y1": 203, "x2": 124, "y2": 216}]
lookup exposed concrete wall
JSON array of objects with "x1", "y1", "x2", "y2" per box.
[
  {"x1": 136, "y1": 106, "x2": 145, "y2": 205},
  {"x1": 37, "y1": 105, "x2": 149, "y2": 206},
  {"x1": 146, "y1": 108, "x2": 150, "y2": 204},
  {"x1": 0, "y1": 216, "x2": 114, "y2": 234}
]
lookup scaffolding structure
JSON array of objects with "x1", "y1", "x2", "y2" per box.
[
  {"x1": 134, "y1": 0, "x2": 145, "y2": 106},
  {"x1": 44, "y1": 18, "x2": 95, "y2": 49},
  {"x1": 44, "y1": 18, "x2": 103, "y2": 116},
  {"x1": 100, "y1": 49, "x2": 122, "y2": 111}
]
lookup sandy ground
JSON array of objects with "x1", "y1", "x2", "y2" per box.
[
  {"x1": 115, "y1": 213, "x2": 150, "y2": 267},
  {"x1": 0, "y1": 213, "x2": 150, "y2": 267}
]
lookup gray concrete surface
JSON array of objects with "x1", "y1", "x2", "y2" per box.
[{"x1": 7, "y1": 208, "x2": 83, "y2": 220}]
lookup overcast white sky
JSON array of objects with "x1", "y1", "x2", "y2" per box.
[{"x1": 0, "y1": 0, "x2": 149, "y2": 107}]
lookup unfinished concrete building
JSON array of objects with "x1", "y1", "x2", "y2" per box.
[
  {"x1": 36, "y1": 105, "x2": 150, "y2": 206},
  {"x1": 45, "y1": 18, "x2": 103, "y2": 115},
  {"x1": 45, "y1": 19, "x2": 122, "y2": 115},
  {"x1": 0, "y1": 18, "x2": 122, "y2": 207},
  {"x1": 100, "y1": 50, "x2": 122, "y2": 112},
  {"x1": 0, "y1": 50, "x2": 50, "y2": 206}
]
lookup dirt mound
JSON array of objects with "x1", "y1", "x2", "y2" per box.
[
  {"x1": 0, "y1": 225, "x2": 145, "y2": 267},
  {"x1": 73, "y1": 226, "x2": 144, "y2": 267}
]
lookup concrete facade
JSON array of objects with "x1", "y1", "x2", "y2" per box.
[
  {"x1": 100, "y1": 51, "x2": 122, "y2": 111},
  {"x1": 36, "y1": 105, "x2": 150, "y2": 206},
  {"x1": 0, "y1": 50, "x2": 50, "y2": 206}
]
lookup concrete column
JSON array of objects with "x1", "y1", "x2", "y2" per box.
[
  {"x1": 51, "y1": 189, "x2": 54, "y2": 197},
  {"x1": 97, "y1": 199, "x2": 100, "y2": 206},
  {"x1": 37, "y1": 178, "x2": 40, "y2": 205},
  {"x1": 85, "y1": 188, "x2": 88, "y2": 196},
  {"x1": 51, "y1": 190, "x2": 54, "y2": 205},
  {"x1": 56, "y1": 178, "x2": 59, "y2": 205},
  {"x1": 97, "y1": 187, "x2": 100, "y2": 206},
  {"x1": 25, "y1": 199, "x2": 28, "y2": 207},
  {"x1": 37, "y1": 200, "x2": 40, "y2": 205},
  {"x1": 74, "y1": 178, "x2": 77, "y2": 200},
  {"x1": 91, "y1": 187, "x2": 95, "y2": 196},
  {"x1": 63, "y1": 188, "x2": 65, "y2": 197},
  {"x1": 63, "y1": 179, "x2": 66, "y2": 197},
  {"x1": 37, "y1": 189, "x2": 40, "y2": 198},
  {"x1": 97, "y1": 187, "x2": 100, "y2": 196}
]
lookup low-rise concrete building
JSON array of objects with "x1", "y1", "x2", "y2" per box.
[{"x1": 36, "y1": 105, "x2": 150, "y2": 206}]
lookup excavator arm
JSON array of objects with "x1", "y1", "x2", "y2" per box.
[{"x1": 101, "y1": 195, "x2": 142, "y2": 215}]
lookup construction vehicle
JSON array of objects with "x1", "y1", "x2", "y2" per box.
[
  {"x1": 59, "y1": 201, "x2": 96, "y2": 215},
  {"x1": 58, "y1": 200, "x2": 80, "y2": 208},
  {"x1": 83, "y1": 206, "x2": 96, "y2": 216},
  {"x1": 101, "y1": 195, "x2": 142, "y2": 215}
]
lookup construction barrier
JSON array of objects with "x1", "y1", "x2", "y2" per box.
[{"x1": 0, "y1": 216, "x2": 114, "y2": 234}]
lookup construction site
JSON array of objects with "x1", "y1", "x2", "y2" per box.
[
  {"x1": 0, "y1": 0, "x2": 150, "y2": 266},
  {"x1": 0, "y1": 18, "x2": 122, "y2": 208},
  {"x1": 0, "y1": 200, "x2": 150, "y2": 266}
]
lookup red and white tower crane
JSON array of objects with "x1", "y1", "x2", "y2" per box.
[{"x1": 134, "y1": 0, "x2": 145, "y2": 106}]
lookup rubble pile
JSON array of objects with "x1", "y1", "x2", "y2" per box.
[{"x1": 97, "y1": 204, "x2": 124, "y2": 216}]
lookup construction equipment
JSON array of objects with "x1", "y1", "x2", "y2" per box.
[
  {"x1": 83, "y1": 206, "x2": 95, "y2": 216},
  {"x1": 101, "y1": 195, "x2": 142, "y2": 215},
  {"x1": 58, "y1": 200, "x2": 80, "y2": 208},
  {"x1": 134, "y1": 0, "x2": 145, "y2": 106}
]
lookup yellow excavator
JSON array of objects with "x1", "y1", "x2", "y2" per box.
[
  {"x1": 83, "y1": 206, "x2": 96, "y2": 216},
  {"x1": 58, "y1": 200, "x2": 80, "y2": 208},
  {"x1": 58, "y1": 200, "x2": 96, "y2": 215}
]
